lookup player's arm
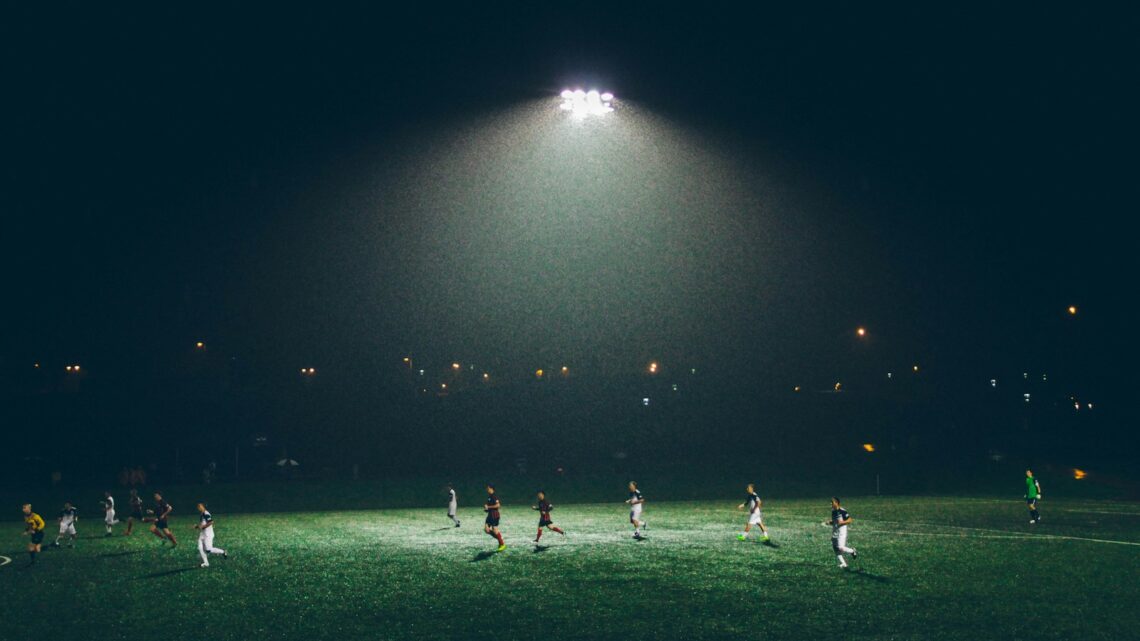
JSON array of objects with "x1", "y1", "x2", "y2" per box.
[
  {"x1": 837, "y1": 515, "x2": 853, "y2": 526},
  {"x1": 1036, "y1": 480, "x2": 1042, "y2": 498}
]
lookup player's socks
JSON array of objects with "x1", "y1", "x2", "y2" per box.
[
  {"x1": 29, "y1": 551, "x2": 36, "y2": 564},
  {"x1": 552, "y1": 526, "x2": 565, "y2": 535},
  {"x1": 535, "y1": 528, "x2": 543, "y2": 542},
  {"x1": 496, "y1": 532, "x2": 505, "y2": 546}
]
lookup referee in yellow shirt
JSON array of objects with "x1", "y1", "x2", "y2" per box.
[{"x1": 22, "y1": 504, "x2": 46, "y2": 565}]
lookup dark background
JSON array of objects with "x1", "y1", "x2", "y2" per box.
[{"x1": 1, "y1": 4, "x2": 1133, "y2": 490}]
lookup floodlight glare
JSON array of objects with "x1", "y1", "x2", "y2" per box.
[{"x1": 559, "y1": 87, "x2": 615, "y2": 117}]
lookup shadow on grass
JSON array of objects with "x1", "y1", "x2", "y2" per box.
[
  {"x1": 762, "y1": 540, "x2": 781, "y2": 549},
  {"x1": 432, "y1": 527, "x2": 454, "y2": 531},
  {"x1": 471, "y1": 551, "x2": 498, "y2": 562},
  {"x1": 847, "y1": 568, "x2": 890, "y2": 583},
  {"x1": 533, "y1": 545, "x2": 551, "y2": 553},
  {"x1": 101, "y1": 550, "x2": 141, "y2": 558},
  {"x1": 144, "y1": 567, "x2": 198, "y2": 579}
]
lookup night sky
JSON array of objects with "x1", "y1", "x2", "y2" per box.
[{"x1": 4, "y1": 5, "x2": 1133, "y2": 406}]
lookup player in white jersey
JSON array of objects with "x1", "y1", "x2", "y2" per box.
[
  {"x1": 193, "y1": 503, "x2": 228, "y2": 568},
  {"x1": 446, "y1": 483, "x2": 460, "y2": 528},
  {"x1": 625, "y1": 481, "x2": 647, "y2": 539},
  {"x1": 102, "y1": 490, "x2": 119, "y2": 536},
  {"x1": 53, "y1": 502, "x2": 78, "y2": 548},
  {"x1": 822, "y1": 497, "x2": 857, "y2": 568},
  {"x1": 735, "y1": 484, "x2": 770, "y2": 542}
]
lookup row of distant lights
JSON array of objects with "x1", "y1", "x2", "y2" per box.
[{"x1": 560, "y1": 89, "x2": 614, "y2": 117}]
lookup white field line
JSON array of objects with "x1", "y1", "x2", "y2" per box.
[
  {"x1": 0, "y1": 555, "x2": 10, "y2": 567},
  {"x1": 867, "y1": 524, "x2": 1140, "y2": 547}
]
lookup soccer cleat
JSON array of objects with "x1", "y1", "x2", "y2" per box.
[
  {"x1": 200, "y1": 562, "x2": 209, "y2": 568},
  {"x1": 851, "y1": 549, "x2": 858, "y2": 559},
  {"x1": 1029, "y1": 520, "x2": 1036, "y2": 524},
  {"x1": 496, "y1": 544, "x2": 507, "y2": 552},
  {"x1": 761, "y1": 536, "x2": 770, "y2": 543},
  {"x1": 455, "y1": 522, "x2": 461, "y2": 528},
  {"x1": 223, "y1": 552, "x2": 229, "y2": 559},
  {"x1": 736, "y1": 534, "x2": 747, "y2": 541}
]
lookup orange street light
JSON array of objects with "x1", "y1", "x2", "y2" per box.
[
  {"x1": 856, "y1": 327, "x2": 867, "y2": 337},
  {"x1": 1068, "y1": 305, "x2": 1078, "y2": 316},
  {"x1": 862, "y1": 443, "x2": 876, "y2": 453}
]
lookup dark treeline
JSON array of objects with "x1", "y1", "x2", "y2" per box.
[{"x1": 1, "y1": 355, "x2": 1122, "y2": 494}]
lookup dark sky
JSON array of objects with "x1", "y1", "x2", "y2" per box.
[{"x1": 3, "y1": 4, "x2": 1133, "y2": 398}]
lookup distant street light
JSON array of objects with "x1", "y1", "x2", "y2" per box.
[
  {"x1": 1068, "y1": 305, "x2": 1078, "y2": 316},
  {"x1": 648, "y1": 361, "x2": 659, "y2": 374},
  {"x1": 535, "y1": 369, "x2": 544, "y2": 379},
  {"x1": 195, "y1": 341, "x2": 205, "y2": 349},
  {"x1": 856, "y1": 327, "x2": 867, "y2": 337},
  {"x1": 65, "y1": 364, "x2": 80, "y2": 372},
  {"x1": 300, "y1": 367, "x2": 316, "y2": 376},
  {"x1": 862, "y1": 443, "x2": 876, "y2": 453}
]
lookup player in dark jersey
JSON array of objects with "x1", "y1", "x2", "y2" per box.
[
  {"x1": 531, "y1": 490, "x2": 566, "y2": 543},
  {"x1": 146, "y1": 492, "x2": 178, "y2": 547},
  {"x1": 22, "y1": 504, "x2": 46, "y2": 565},
  {"x1": 124, "y1": 488, "x2": 144, "y2": 536},
  {"x1": 483, "y1": 484, "x2": 506, "y2": 552}
]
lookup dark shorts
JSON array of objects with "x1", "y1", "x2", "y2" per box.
[
  {"x1": 538, "y1": 517, "x2": 553, "y2": 528},
  {"x1": 485, "y1": 515, "x2": 500, "y2": 527},
  {"x1": 130, "y1": 509, "x2": 144, "y2": 520},
  {"x1": 154, "y1": 520, "x2": 169, "y2": 530},
  {"x1": 31, "y1": 531, "x2": 44, "y2": 544},
  {"x1": 1026, "y1": 498, "x2": 1037, "y2": 507}
]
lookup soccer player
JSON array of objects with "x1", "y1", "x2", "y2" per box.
[
  {"x1": 22, "y1": 504, "x2": 46, "y2": 565},
  {"x1": 147, "y1": 492, "x2": 178, "y2": 547},
  {"x1": 736, "y1": 483, "x2": 770, "y2": 542},
  {"x1": 124, "y1": 488, "x2": 144, "y2": 536},
  {"x1": 193, "y1": 503, "x2": 228, "y2": 568},
  {"x1": 102, "y1": 490, "x2": 118, "y2": 536},
  {"x1": 626, "y1": 481, "x2": 647, "y2": 539},
  {"x1": 531, "y1": 490, "x2": 566, "y2": 543},
  {"x1": 53, "y1": 502, "x2": 79, "y2": 548},
  {"x1": 447, "y1": 483, "x2": 460, "y2": 528},
  {"x1": 483, "y1": 484, "x2": 506, "y2": 552},
  {"x1": 1025, "y1": 469, "x2": 1043, "y2": 524},
  {"x1": 822, "y1": 497, "x2": 857, "y2": 569}
]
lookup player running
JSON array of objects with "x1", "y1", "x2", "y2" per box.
[
  {"x1": 1025, "y1": 469, "x2": 1043, "y2": 524},
  {"x1": 146, "y1": 492, "x2": 178, "y2": 547},
  {"x1": 736, "y1": 484, "x2": 770, "y2": 542},
  {"x1": 193, "y1": 503, "x2": 228, "y2": 568},
  {"x1": 483, "y1": 484, "x2": 506, "y2": 552},
  {"x1": 447, "y1": 483, "x2": 460, "y2": 528},
  {"x1": 626, "y1": 481, "x2": 647, "y2": 539},
  {"x1": 531, "y1": 490, "x2": 566, "y2": 543},
  {"x1": 52, "y1": 502, "x2": 79, "y2": 548},
  {"x1": 822, "y1": 497, "x2": 857, "y2": 569},
  {"x1": 124, "y1": 488, "x2": 144, "y2": 536},
  {"x1": 102, "y1": 490, "x2": 119, "y2": 536},
  {"x1": 22, "y1": 504, "x2": 46, "y2": 565}
]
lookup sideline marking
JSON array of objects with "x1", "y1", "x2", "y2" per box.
[{"x1": 0, "y1": 555, "x2": 10, "y2": 567}]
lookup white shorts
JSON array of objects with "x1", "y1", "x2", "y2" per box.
[
  {"x1": 105, "y1": 510, "x2": 116, "y2": 525},
  {"x1": 748, "y1": 512, "x2": 764, "y2": 526},
  {"x1": 448, "y1": 503, "x2": 457, "y2": 517},
  {"x1": 630, "y1": 506, "x2": 643, "y2": 521},
  {"x1": 59, "y1": 523, "x2": 76, "y2": 536},
  {"x1": 199, "y1": 529, "x2": 215, "y2": 548}
]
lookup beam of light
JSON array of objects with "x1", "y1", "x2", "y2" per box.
[{"x1": 559, "y1": 87, "x2": 614, "y2": 117}]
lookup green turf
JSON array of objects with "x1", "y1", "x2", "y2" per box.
[{"x1": 2, "y1": 497, "x2": 1138, "y2": 640}]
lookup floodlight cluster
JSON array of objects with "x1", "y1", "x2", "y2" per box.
[{"x1": 560, "y1": 89, "x2": 614, "y2": 116}]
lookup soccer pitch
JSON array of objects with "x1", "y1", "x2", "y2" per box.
[{"x1": 3, "y1": 497, "x2": 1138, "y2": 640}]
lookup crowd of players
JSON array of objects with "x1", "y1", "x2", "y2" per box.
[
  {"x1": 19, "y1": 489, "x2": 227, "y2": 568},
  {"x1": 17, "y1": 469, "x2": 1045, "y2": 571}
]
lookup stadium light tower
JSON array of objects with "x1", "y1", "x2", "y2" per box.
[{"x1": 560, "y1": 89, "x2": 615, "y2": 117}]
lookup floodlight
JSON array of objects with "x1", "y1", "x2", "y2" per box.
[{"x1": 559, "y1": 88, "x2": 615, "y2": 117}]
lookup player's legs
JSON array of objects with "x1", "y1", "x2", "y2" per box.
[
  {"x1": 68, "y1": 523, "x2": 77, "y2": 547},
  {"x1": 164, "y1": 528, "x2": 178, "y2": 546},
  {"x1": 150, "y1": 524, "x2": 165, "y2": 541},
  {"x1": 549, "y1": 523, "x2": 565, "y2": 535}
]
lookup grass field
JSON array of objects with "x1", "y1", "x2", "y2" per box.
[{"x1": 3, "y1": 496, "x2": 1139, "y2": 640}]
